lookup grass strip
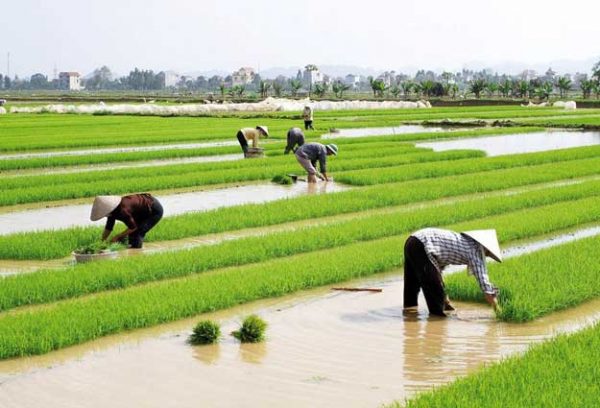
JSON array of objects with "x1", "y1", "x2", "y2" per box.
[
  {"x1": 0, "y1": 195, "x2": 599, "y2": 358},
  {"x1": 2, "y1": 180, "x2": 600, "y2": 311},
  {"x1": 3, "y1": 156, "x2": 600, "y2": 260},
  {"x1": 400, "y1": 319, "x2": 600, "y2": 407}
]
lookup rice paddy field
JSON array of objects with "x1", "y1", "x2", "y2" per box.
[{"x1": 1, "y1": 104, "x2": 600, "y2": 407}]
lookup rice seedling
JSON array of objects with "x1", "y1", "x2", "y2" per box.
[
  {"x1": 231, "y1": 315, "x2": 268, "y2": 343},
  {"x1": 3, "y1": 157, "x2": 600, "y2": 261},
  {"x1": 271, "y1": 174, "x2": 293, "y2": 185},
  {"x1": 400, "y1": 321, "x2": 600, "y2": 407},
  {"x1": 446, "y1": 234, "x2": 600, "y2": 322},
  {"x1": 189, "y1": 320, "x2": 221, "y2": 345}
]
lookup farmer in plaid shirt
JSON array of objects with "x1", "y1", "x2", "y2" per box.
[{"x1": 403, "y1": 228, "x2": 502, "y2": 316}]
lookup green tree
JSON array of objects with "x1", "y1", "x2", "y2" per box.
[
  {"x1": 331, "y1": 81, "x2": 350, "y2": 98},
  {"x1": 450, "y1": 83, "x2": 459, "y2": 99},
  {"x1": 369, "y1": 78, "x2": 387, "y2": 97},
  {"x1": 579, "y1": 79, "x2": 594, "y2": 99},
  {"x1": 219, "y1": 83, "x2": 226, "y2": 97},
  {"x1": 592, "y1": 60, "x2": 600, "y2": 83},
  {"x1": 420, "y1": 80, "x2": 434, "y2": 98},
  {"x1": 272, "y1": 81, "x2": 283, "y2": 97},
  {"x1": 469, "y1": 79, "x2": 486, "y2": 98},
  {"x1": 556, "y1": 76, "x2": 572, "y2": 98},
  {"x1": 401, "y1": 81, "x2": 414, "y2": 99},
  {"x1": 258, "y1": 80, "x2": 271, "y2": 98},
  {"x1": 534, "y1": 82, "x2": 553, "y2": 100},
  {"x1": 516, "y1": 80, "x2": 531, "y2": 98},
  {"x1": 313, "y1": 82, "x2": 328, "y2": 98},
  {"x1": 390, "y1": 85, "x2": 401, "y2": 98},
  {"x1": 498, "y1": 80, "x2": 512, "y2": 98},
  {"x1": 486, "y1": 82, "x2": 499, "y2": 97},
  {"x1": 289, "y1": 79, "x2": 302, "y2": 97}
]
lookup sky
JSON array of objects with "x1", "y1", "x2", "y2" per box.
[{"x1": 1, "y1": 0, "x2": 599, "y2": 78}]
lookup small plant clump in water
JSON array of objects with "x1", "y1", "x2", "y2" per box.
[
  {"x1": 271, "y1": 174, "x2": 292, "y2": 185},
  {"x1": 189, "y1": 320, "x2": 221, "y2": 345},
  {"x1": 74, "y1": 242, "x2": 124, "y2": 255},
  {"x1": 231, "y1": 314, "x2": 268, "y2": 343}
]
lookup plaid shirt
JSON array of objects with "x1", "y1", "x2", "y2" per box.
[{"x1": 412, "y1": 228, "x2": 496, "y2": 294}]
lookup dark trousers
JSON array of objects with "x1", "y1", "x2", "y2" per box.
[
  {"x1": 304, "y1": 120, "x2": 314, "y2": 130},
  {"x1": 403, "y1": 236, "x2": 447, "y2": 316},
  {"x1": 236, "y1": 131, "x2": 249, "y2": 153},
  {"x1": 128, "y1": 199, "x2": 163, "y2": 249}
]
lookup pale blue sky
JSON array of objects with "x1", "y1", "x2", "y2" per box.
[{"x1": 2, "y1": 0, "x2": 599, "y2": 77}]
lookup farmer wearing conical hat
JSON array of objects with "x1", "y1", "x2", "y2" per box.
[
  {"x1": 403, "y1": 228, "x2": 502, "y2": 316},
  {"x1": 302, "y1": 105, "x2": 314, "y2": 130},
  {"x1": 236, "y1": 125, "x2": 269, "y2": 156},
  {"x1": 294, "y1": 142, "x2": 338, "y2": 183},
  {"x1": 90, "y1": 193, "x2": 163, "y2": 249}
]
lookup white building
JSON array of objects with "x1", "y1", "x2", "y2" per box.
[
  {"x1": 58, "y1": 72, "x2": 81, "y2": 91},
  {"x1": 344, "y1": 74, "x2": 361, "y2": 89},
  {"x1": 231, "y1": 67, "x2": 256, "y2": 86},
  {"x1": 163, "y1": 71, "x2": 181, "y2": 88},
  {"x1": 302, "y1": 67, "x2": 323, "y2": 87}
]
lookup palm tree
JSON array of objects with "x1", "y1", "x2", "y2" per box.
[
  {"x1": 313, "y1": 82, "x2": 328, "y2": 98},
  {"x1": 516, "y1": 80, "x2": 531, "y2": 98},
  {"x1": 258, "y1": 80, "x2": 271, "y2": 98},
  {"x1": 469, "y1": 79, "x2": 486, "y2": 98},
  {"x1": 412, "y1": 82, "x2": 423, "y2": 98},
  {"x1": 289, "y1": 79, "x2": 302, "y2": 97},
  {"x1": 450, "y1": 83, "x2": 459, "y2": 99},
  {"x1": 331, "y1": 81, "x2": 351, "y2": 98},
  {"x1": 219, "y1": 83, "x2": 226, "y2": 98},
  {"x1": 272, "y1": 82, "x2": 283, "y2": 97},
  {"x1": 556, "y1": 76, "x2": 572, "y2": 98},
  {"x1": 390, "y1": 85, "x2": 401, "y2": 99},
  {"x1": 534, "y1": 82, "x2": 553, "y2": 100},
  {"x1": 369, "y1": 78, "x2": 387, "y2": 98},
  {"x1": 420, "y1": 80, "x2": 434, "y2": 98},
  {"x1": 486, "y1": 82, "x2": 499, "y2": 98},
  {"x1": 401, "y1": 81, "x2": 414, "y2": 99},
  {"x1": 498, "y1": 80, "x2": 512, "y2": 98}
]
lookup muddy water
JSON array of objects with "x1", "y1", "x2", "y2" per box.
[
  {"x1": 0, "y1": 141, "x2": 240, "y2": 160},
  {"x1": 0, "y1": 181, "x2": 349, "y2": 235},
  {"x1": 321, "y1": 124, "x2": 457, "y2": 139},
  {"x1": 3, "y1": 154, "x2": 243, "y2": 177},
  {"x1": 416, "y1": 129, "x2": 600, "y2": 156},
  {"x1": 1, "y1": 270, "x2": 599, "y2": 408}
]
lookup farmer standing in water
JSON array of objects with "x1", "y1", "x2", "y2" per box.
[
  {"x1": 403, "y1": 228, "x2": 502, "y2": 316},
  {"x1": 90, "y1": 193, "x2": 163, "y2": 249},
  {"x1": 294, "y1": 142, "x2": 338, "y2": 183},
  {"x1": 236, "y1": 125, "x2": 269, "y2": 156}
]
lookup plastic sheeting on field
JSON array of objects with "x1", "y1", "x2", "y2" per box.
[
  {"x1": 552, "y1": 100, "x2": 577, "y2": 110},
  {"x1": 9, "y1": 97, "x2": 432, "y2": 116},
  {"x1": 0, "y1": 107, "x2": 6, "y2": 115}
]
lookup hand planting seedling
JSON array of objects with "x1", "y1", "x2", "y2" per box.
[
  {"x1": 189, "y1": 320, "x2": 221, "y2": 345},
  {"x1": 231, "y1": 315, "x2": 268, "y2": 343}
]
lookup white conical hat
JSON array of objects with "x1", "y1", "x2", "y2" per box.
[
  {"x1": 90, "y1": 196, "x2": 121, "y2": 221},
  {"x1": 461, "y1": 229, "x2": 502, "y2": 262},
  {"x1": 256, "y1": 125, "x2": 269, "y2": 137}
]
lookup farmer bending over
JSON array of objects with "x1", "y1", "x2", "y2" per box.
[
  {"x1": 294, "y1": 142, "x2": 337, "y2": 183},
  {"x1": 284, "y1": 127, "x2": 305, "y2": 154},
  {"x1": 236, "y1": 125, "x2": 269, "y2": 156},
  {"x1": 403, "y1": 228, "x2": 501, "y2": 316},
  {"x1": 90, "y1": 193, "x2": 163, "y2": 249}
]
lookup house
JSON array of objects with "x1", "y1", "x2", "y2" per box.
[
  {"x1": 58, "y1": 72, "x2": 82, "y2": 91},
  {"x1": 163, "y1": 71, "x2": 181, "y2": 88},
  {"x1": 302, "y1": 66, "x2": 323, "y2": 87},
  {"x1": 231, "y1": 67, "x2": 256, "y2": 86},
  {"x1": 344, "y1": 74, "x2": 361, "y2": 89}
]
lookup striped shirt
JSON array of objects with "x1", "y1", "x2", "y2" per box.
[{"x1": 412, "y1": 228, "x2": 496, "y2": 294}]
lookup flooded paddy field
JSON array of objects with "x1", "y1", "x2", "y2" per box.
[{"x1": 1, "y1": 106, "x2": 600, "y2": 407}]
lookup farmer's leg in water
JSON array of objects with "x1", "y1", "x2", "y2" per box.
[
  {"x1": 128, "y1": 199, "x2": 164, "y2": 249},
  {"x1": 295, "y1": 154, "x2": 318, "y2": 183},
  {"x1": 403, "y1": 236, "x2": 423, "y2": 309},
  {"x1": 403, "y1": 236, "x2": 447, "y2": 316},
  {"x1": 236, "y1": 131, "x2": 249, "y2": 154}
]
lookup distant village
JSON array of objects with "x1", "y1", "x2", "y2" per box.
[{"x1": 0, "y1": 63, "x2": 598, "y2": 99}]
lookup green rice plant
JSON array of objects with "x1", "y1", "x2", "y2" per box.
[
  {"x1": 231, "y1": 315, "x2": 268, "y2": 343},
  {"x1": 271, "y1": 174, "x2": 293, "y2": 185},
  {"x1": 335, "y1": 144, "x2": 600, "y2": 185},
  {"x1": 446, "y1": 234, "x2": 600, "y2": 322},
  {"x1": 0, "y1": 193, "x2": 599, "y2": 358},
  {"x1": 400, "y1": 321, "x2": 600, "y2": 407},
  {"x1": 2, "y1": 179, "x2": 599, "y2": 312},
  {"x1": 2, "y1": 157, "x2": 600, "y2": 260},
  {"x1": 73, "y1": 241, "x2": 124, "y2": 254},
  {"x1": 189, "y1": 320, "x2": 221, "y2": 345}
]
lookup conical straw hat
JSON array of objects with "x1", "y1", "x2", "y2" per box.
[
  {"x1": 90, "y1": 196, "x2": 121, "y2": 221},
  {"x1": 461, "y1": 229, "x2": 502, "y2": 262},
  {"x1": 256, "y1": 125, "x2": 269, "y2": 137}
]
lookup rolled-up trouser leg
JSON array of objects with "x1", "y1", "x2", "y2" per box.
[
  {"x1": 236, "y1": 131, "x2": 249, "y2": 154},
  {"x1": 403, "y1": 236, "x2": 446, "y2": 316},
  {"x1": 295, "y1": 154, "x2": 317, "y2": 182}
]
